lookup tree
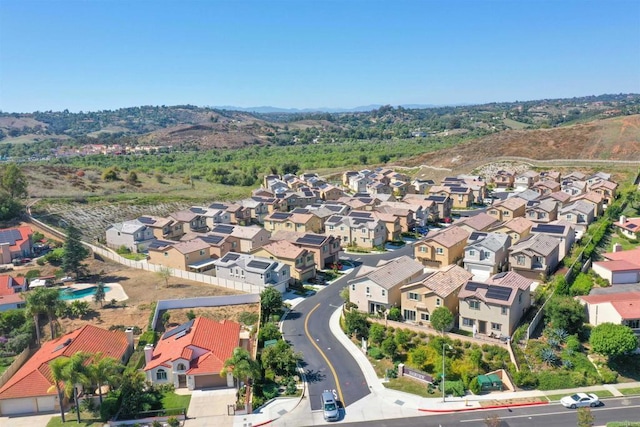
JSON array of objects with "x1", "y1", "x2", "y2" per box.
[
  {"x1": 431, "y1": 306, "x2": 454, "y2": 335},
  {"x1": 344, "y1": 310, "x2": 368, "y2": 339},
  {"x1": 48, "y1": 352, "x2": 91, "y2": 423},
  {"x1": 0, "y1": 191, "x2": 23, "y2": 221},
  {"x1": 86, "y1": 353, "x2": 122, "y2": 406},
  {"x1": 125, "y1": 171, "x2": 139, "y2": 185},
  {"x1": 62, "y1": 224, "x2": 89, "y2": 279},
  {"x1": 25, "y1": 289, "x2": 47, "y2": 345},
  {"x1": 381, "y1": 336, "x2": 397, "y2": 358},
  {"x1": 261, "y1": 340, "x2": 301, "y2": 377},
  {"x1": 258, "y1": 322, "x2": 282, "y2": 343},
  {"x1": 221, "y1": 347, "x2": 260, "y2": 390},
  {"x1": 27, "y1": 287, "x2": 64, "y2": 341},
  {"x1": 260, "y1": 287, "x2": 283, "y2": 324},
  {"x1": 156, "y1": 266, "x2": 172, "y2": 289},
  {"x1": 589, "y1": 323, "x2": 638, "y2": 358},
  {"x1": 48, "y1": 357, "x2": 68, "y2": 423},
  {"x1": 0, "y1": 163, "x2": 28, "y2": 198},
  {"x1": 369, "y1": 323, "x2": 386, "y2": 346},
  {"x1": 339, "y1": 286, "x2": 349, "y2": 303},
  {"x1": 544, "y1": 296, "x2": 585, "y2": 334},
  {"x1": 387, "y1": 306, "x2": 402, "y2": 321},
  {"x1": 577, "y1": 407, "x2": 595, "y2": 427},
  {"x1": 93, "y1": 282, "x2": 106, "y2": 307},
  {"x1": 119, "y1": 370, "x2": 150, "y2": 420}
]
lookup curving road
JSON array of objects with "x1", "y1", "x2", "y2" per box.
[{"x1": 282, "y1": 244, "x2": 415, "y2": 411}]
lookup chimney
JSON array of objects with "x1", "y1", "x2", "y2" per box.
[
  {"x1": 613, "y1": 243, "x2": 623, "y2": 253},
  {"x1": 144, "y1": 344, "x2": 154, "y2": 364},
  {"x1": 125, "y1": 327, "x2": 135, "y2": 350},
  {"x1": 620, "y1": 215, "x2": 626, "y2": 224}
]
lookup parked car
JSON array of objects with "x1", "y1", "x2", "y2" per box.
[
  {"x1": 60, "y1": 276, "x2": 74, "y2": 283},
  {"x1": 11, "y1": 258, "x2": 31, "y2": 265},
  {"x1": 560, "y1": 393, "x2": 600, "y2": 409}
]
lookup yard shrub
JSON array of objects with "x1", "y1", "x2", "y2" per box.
[
  {"x1": 368, "y1": 347, "x2": 384, "y2": 360},
  {"x1": 537, "y1": 371, "x2": 588, "y2": 390},
  {"x1": 469, "y1": 376, "x2": 481, "y2": 395},
  {"x1": 512, "y1": 368, "x2": 538, "y2": 388},
  {"x1": 570, "y1": 273, "x2": 593, "y2": 296},
  {"x1": 100, "y1": 395, "x2": 120, "y2": 421},
  {"x1": 599, "y1": 365, "x2": 619, "y2": 384},
  {"x1": 387, "y1": 307, "x2": 402, "y2": 321},
  {"x1": 566, "y1": 335, "x2": 582, "y2": 352}
]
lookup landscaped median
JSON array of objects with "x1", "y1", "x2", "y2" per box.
[{"x1": 418, "y1": 396, "x2": 549, "y2": 413}]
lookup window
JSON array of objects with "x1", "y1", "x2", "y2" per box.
[
  {"x1": 381, "y1": 289, "x2": 386, "y2": 297},
  {"x1": 177, "y1": 363, "x2": 186, "y2": 371},
  {"x1": 156, "y1": 369, "x2": 167, "y2": 380},
  {"x1": 164, "y1": 252, "x2": 168, "y2": 257},
  {"x1": 351, "y1": 284, "x2": 355, "y2": 291},
  {"x1": 516, "y1": 255, "x2": 525, "y2": 265},
  {"x1": 436, "y1": 298, "x2": 441, "y2": 306},
  {"x1": 627, "y1": 319, "x2": 640, "y2": 329},
  {"x1": 366, "y1": 286, "x2": 370, "y2": 295},
  {"x1": 566, "y1": 214, "x2": 572, "y2": 220},
  {"x1": 419, "y1": 246, "x2": 427, "y2": 253},
  {"x1": 469, "y1": 249, "x2": 475, "y2": 256},
  {"x1": 503, "y1": 211, "x2": 510, "y2": 217},
  {"x1": 469, "y1": 300, "x2": 480, "y2": 310},
  {"x1": 436, "y1": 247, "x2": 444, "y2": 255},
  {"x1": 408, "y1": 292, "x2": 420, "y2": 301},
  {"x1": 491, "y1": 323, "x2": 502, "y2": 331},
  {"x1": 199, "y1": 249, "x2": 205, "y2": 256},
  {"x1": 361, "y1": 228, "x2": 367, "y2": 234},
  {"x1": 329, "y1": 225, "x2": 334, "y2": 231},
  {"x1": 421, "y1": 313, "x2": 430, "y2": 321},
  {"x1": 404, "y1": 310, "x2": 416, "y2": 321},
  {"x1": 501, "y1": 306, "x2": 508, "y2": 315},
  {"x1": 462, "y1": 318, "x2": 474, "y2": 327}
]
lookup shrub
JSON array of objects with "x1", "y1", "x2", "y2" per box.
[
  {"x1": 513, "y1": 369, "x2": 538, "y2": 388},
  {"x1": 100, "y1": 395, "x2": 120, "y2": 421},
  {"x1": 368, "y1": 347, "x2": 384, "y2": 360},
  {"x1": 387, "y1": 306, "x2": 402, "y2": 321},
  {"x1": 469, "y1": 376, "x2": 481, "y2": 394},
  {"x1": 599, "y1": 366, "x2": 619, "y2": 384},
  {"x1": 167, "y1": 418, "x2": 180, "y2": 427}
]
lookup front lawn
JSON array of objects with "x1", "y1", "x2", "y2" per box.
[
  {"x1": 609, "y1": 235, "x2": 640, "y2": 251},
  {"x1": 385, "y1": 377, "x2": 434, "y2": 397},
  {"x1": 47, "y1": 412, "x2": 102, "y2": 427},
  {"x1": 162, "y1": 391, "x2": 191, "y2": 410}
]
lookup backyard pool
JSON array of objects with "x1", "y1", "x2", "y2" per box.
[{"x1": 59, "y1": 285, "x2": 111, "y2": 301}]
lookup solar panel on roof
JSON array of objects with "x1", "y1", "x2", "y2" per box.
[
  {"x1": 532, "y1": 224, "x2": 565, "y2": 234},
  {"x1": 465, "y1": 282, "x2": 486, "y2": 291},
  {"x1": 326, "y1": 216, "x2": 341, "y2": 224},
  {"x1": 208, "y1": 203, "x2": 228, "y2": 209},
  {"x1": 190, "y1": 207, "x2": 206, "y2": 214},
  {"x1": 326, "y1": 205, "x2": 343, "y2": 211},
  {"x1": 148, "y1": 239, "x2": 172, "y2": 249},
  {"x1": 0, "y1": 229, "x2": 22, "y2": 245},
  {"x1": 493, "y1": 272, "x2": 508, "y2": 279},
  {"x1": 270, "y1": 212, "x2": 291, "y2": 220},
  {"x1": 359, "y1": 198, "x2": 373, "y2": 203},
  {"x1": 628, "y1": 224, "x2": 638, "y2": 229},
  {"x1": 297, "y1": 234, "x2": 326, "y2": 245},
  {"x1": 162, "y1": 319, "x2": 195, "y2": 340},
  {"x1": 469, "y1": 232, "x2": 487, "y2": 242},
  {"x1": 212, "y1": 225, "x2": 234, "y2": 234},
  {"x1": 247, "y1": 260, "x2": 271, "y2": 270},
  {"x1": 291, "y1": 208, "x2": 309, "y2": 214},
  {"x1": 137, "y1": 216, "x2": 155, "y2": 225},
  {"x1": 450, "y1": 186, "x2": 467, "y2": 193},
  {"x1": 485, "y1": 286, "x2": 513, "y2": 301},
  {"x1": 349, "y1": 211, "x2": 372, "y2": 218},
  {"x1": 303, "y1": 190, "x2": 315, "y2": 197},
  {"x1": 220, "y1": 253, "x2": 240, "y2": 262},
  {"x1": 199, "y1": 235, "x2": 224, "y2": 245},
  {"x1": 428, "y1": 196, "x2": 446, "y2": 202}
]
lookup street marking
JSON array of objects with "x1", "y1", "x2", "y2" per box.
[
  {"x1": 305, "y1": 303, "x2": 345, "y2": 405},
  {"x1": 460, "y1": 403, "x2": 640, "y2": 422}
]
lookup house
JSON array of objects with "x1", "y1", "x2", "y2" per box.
[
  {"x1": 263, "y1": 210, "x2": 324, "y2": 234},
  {"x1": 213, "y1": 252, "x2": 290, "y2": 292},
  {"x1": 592, "y1": 247, "x2": 640, "y2": 284},
  {"x1": 492, "y1": 171, "x2": 515, "y2": 188},
  {"x1": 412, "y1": 178, "x2": 435, "y2": 194},
  {"x1": 105, "y1": 219, "x2": 155, "y2": 253},
  {"x1": 578, "y1": 292, "x2": 640, "y2": 333},
  {"x1": 270, "y1": 231, "x2": 341, "y2": 269},
  {"x1": 147, "y1": 239, "x2": 212, "y2": 271},
  {"x1": 323, "y1": 214, "x2": 386, "y2": 249},
  {"x1": 0, "y1": 275, "x2": 27, "y2": 294},
  {"x1": 426, "y1": 195, "x2": 453, "y2": 220},
  {"x1": 209, "y1": 224, "x2": 271, "y2": 253},
  {"x1": 400, "y1": 264, "x2": 472, "y2": 324},
  {"x1": 402, "y1": 194, "x2": 440, "y2": 222},
  {"x1": 144, "y1": 317, "x2": 244, "y2": 390},
  {"x1": 429, "y1": 185, "x2": 474, "y2": 209},
  {"x1": 509, "y1": 234, "x2": 560, "y2": 280},
  {"x1": 390, "y1": 180, "x2": 412, "y2": 197},
  {"x1": 572, "y1": 191, "x2": 604, "y2": 217},
  {"x1": 195, "y1": 206, "x2": 232, "y2": 229},
  {"x1": 542, "y1": 191, "x2": 572, "y2": 207},
  {"x1": 525, "y1": 199, "x2": 558, "y2": 223},
  {"x1": 613, "y1": 216, "x2": 640, "y2": 240},
  {"x1": 487, "y1": 197, "x2": 527, "y2": 222},
  {"x1": 214, "y1": 203, "x2": 252, "y2": 226},
  {"x1": 458, "y1": 271, "x2": 534, "y2": 336},
  {"x1": 530, "y1": 221, "x2": 575, "y2": 261},
  {"x1": 169, "y1": 209, "x2": 208, "y2": 233},
  {"x1": 539, "y1": 170, "x2": 561, "y2": 182},
  {"x1": 586, "y1": 171, "x2": 612, "y2": 187},
  {"x1": 557, "y1": 200, "x2": 595, "y2": 232},
  {"x1": 562, "y1": 171, "x2": 587, "y2": 182},
  {"x1": 251, "y1": 240, "x2": 316, "y2": 284},
  {"x1": 377, "y1": 201, "x2": 420, "y2": 231},
  {"x1": 589, "y1": 180, "x2": 617, "y2": 204},
  {"x1": 0, "y1": 294, "x2": 25, "y2": 312},
  {"x1": 463, "y1": 232, "x2": 511, "y2": 280},
  {"x1": 515, "y1": 189, "x2": 541, "y2": 203},
  {"x1": 365, "y1": 211, "x2": 402, "y2": 242},
  {"x1": 514, "y1": 170, "x2": 540, "y2": 191},
  {"x1": 181, "y1": 233, "x2": 238, "y2": 260},
  {"x1": 532, "y1": 179, "x2": 561, "y2": 196},
  {"x1": 0, "y1": 226, "x2": 33, "y2": 264},
  {"x1": 414, "y1": 226, "x2": 469, "y2": 268},
  {"x1": 0, "y1": 325, "x2": 133, "y2": 416},
  {"x1": 348, "y1": 256, "x2": 425, "y2": 313},
  {"x1": 489, "y1": 217, "x2": 534, "y2": 244},
  {"x1": 561, "y1": 180, "x2": 587, "y2": 197},
  {"x1": 317, "y1": 183, "x2": 345, "y2": 201},
  {"x1": 342, "y1": 171, "x2": 360, "y2": 187},
  {"x1": 457, "y1": 212, "x2": 501, "y2": 233},
  {"x1": 137, "y1": 216, "x2": 184, "y2": 240}
]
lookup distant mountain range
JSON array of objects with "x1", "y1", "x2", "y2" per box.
[{"x1": 211, "y1": 104, "x2": 447, "y2": 113}]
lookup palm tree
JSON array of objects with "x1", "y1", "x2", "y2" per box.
[
  {"x1": 220, "y1": 347, "x2": 260, "y2": 390},
  {"x1": 25, "y1": 289, "x2": 47, "y2": 346},
  {"x1": 93, "y1": 282, "x2": 106, "y2": 307},
  {"x1": 48, "y1": 357, "x2": 68, "y2": 423},
  {"x1": 40, "y1": 288, "x2": 66, "y2": 339},
  {"x1": 86, "y1": 353, "x2": 122, "y2": 406}
]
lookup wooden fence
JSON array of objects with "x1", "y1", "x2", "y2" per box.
[{"x1": 0, "y1": 346, "x2": 33, "y2": 389}]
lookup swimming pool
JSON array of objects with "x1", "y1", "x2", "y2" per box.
[{"x1": 59, "y1": 285, "x2": 111, "y2": 301}]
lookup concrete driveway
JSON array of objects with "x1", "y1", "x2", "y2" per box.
[
  {"x1": 184, "y1": 388, "x2": 236, "y2": 427},
  {"x1": 0, "y1": 413, "x2": 55, "y2": 427}
]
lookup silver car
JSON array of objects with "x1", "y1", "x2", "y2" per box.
[{"x1": 560, "y1": 392, "x2": 600, "y2": 409}]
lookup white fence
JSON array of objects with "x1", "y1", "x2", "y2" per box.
[{"x1": 151, "y1": 294, "x2": 261, "y2": 330}]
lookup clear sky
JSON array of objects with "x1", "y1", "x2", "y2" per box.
[{"x1": 1, "y1": 0, "x2": 639, "y2": 112}]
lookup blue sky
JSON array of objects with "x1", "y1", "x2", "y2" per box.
[{"x1": 1, "y1": 0, "x2": 639, "y2": 112}]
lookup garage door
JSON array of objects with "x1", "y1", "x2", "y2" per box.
[
  {"x1": 194, "y1": 374, "x2": 227, "y2": 389},
  {"x1": 468, "y1": 266, "x2": 491, "y2": 281},
  {"x1": 612, "y1": 271, "x2": 639, "y2": 284},
  {"x1": 0, "y1": 398, "x2": 36, "y2": 415},
  {"x1": 36, "y1": 396, "x2": 55, "y2": 412}
]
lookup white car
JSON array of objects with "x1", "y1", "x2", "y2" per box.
[{"x1": 560, "y1": 393, "x2": 600, "y2": 409}]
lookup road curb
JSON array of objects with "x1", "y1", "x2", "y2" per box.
[{"x1": 418, "y1": 400, "x2": 549, "y2": 413}]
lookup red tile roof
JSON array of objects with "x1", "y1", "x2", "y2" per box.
[
  {"x1": 144, "y1": 317, "x2": 240, "y2": 377},
  {"x1": 0, "y1": 275, "x2": 25, "y2": 296},
  {"x1": 0, "y1": 325, "x2": 129, "y2": 400},
  {"x1": 601, "y1": 248, "x2": 640, "y2": 266},
  {"x1": 580, "y1": 292, "x2": 640, "y2": 320},
  {"x1": 611, "y1": 300, "x2": 640, "y2": 319}
]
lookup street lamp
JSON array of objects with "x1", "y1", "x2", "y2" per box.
[{"x1": 442, "y1": 344, "x2": 453, "y2": 403}]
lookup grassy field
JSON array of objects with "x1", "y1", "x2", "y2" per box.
[{"x1": 503, "y1": 118, "x2": 530, "y2": 130}]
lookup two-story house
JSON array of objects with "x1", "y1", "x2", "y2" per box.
[
  {"x1": 263, "y1": 210, "x2": 324, "y2": 234},
  {"x1": 0, "y1": 226, "x2": 33, "y2": 264},
  {"x1": 509, "y1": 233, "x2": 560, "y2": 280},
  {"x1": 169, "y1": 209, "x2": 208, "y2": 233},
  {"x1": 251, "y1": 240, "x2": 316, "y2": 284},
  {"x1": 209, "y1": 224, "x2": 271, "y2": 253},
  {"x1": 514, "y1": 170, "x2": 540, "y2": 191},
  {"x1": 270, "y1": 230, "x2": 341, "y2": 269},
  {"x1": 213, "y1": 252, "x2": 290, "y2": 292},
  {"x1": 238, "y1": 198, "x2": 270, "y2": 224},
  {"x1": 525, "y1": 199, "x2": 558, "y2": 223},
  {"x1": 137, "y1": 216, "x2": 184, "y2": 240},
  {"x1": 492, "y1": 170, "x2": 515, "y2": 188},
  {"x1": 531, "y1": 179, "x2": 561, "y2": 196},
  {"x1": 426, "y1": 195, "x2": 453, "y2": 220},
  {"x1": 324, "y1": 214, "x2": 386, "y2": 249},
  {"x1": 458, "y1": 271, "x2": 533, "y2": 337},
  {"x1": 457, "y1": 213, "x2": 501, "y2": 234},
  {"x1": 572, "y1": 191, "x2": 604, "y2": 218},
  {"x1": 488, "y1": 217, "x2": 534, "y2": 244},
  {"x1": 530, "y1": 221, "x2": 575, "y2": 261},
  {"x1": 589, "y1": 180, "x2": 617, "y2": 205},
  {"x1": 487, "y1": 197, "x2": 527, "y2": 222},
  {"x1": 105, "y1": 219, "x2": 155, "y2": 253},
  {"x1": 463, "y1": 232, "x2": 511, "y2": 280},
  {"x1": 414, "y1": 226, "x2": 470, "y2": 268},
  {"x1": 558, "y1": 200, "x2": 595, "y2": 232},
  {"x1": 148, "y1": 239, "x2": 212, "y2": 271},
  {"x1": 400, "y1": 264, "x2": 472, "y2": 325},
  {"x1": 378, "y1": 201, "x2": 421, "y2": 230},
  {"x1": 348, "y1": 256, "x2": 425, "y2": 313}
]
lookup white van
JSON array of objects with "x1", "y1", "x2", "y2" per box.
[{"x1": 321, "y1": 391, "x2": 339, "y2": 421}]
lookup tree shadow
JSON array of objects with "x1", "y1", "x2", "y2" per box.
[
  {"x1": 284, "y1": 311, "x2": 302, "y2": 320},
  {"x1": 303, "y1": 369, "x2": 326, "y2": 383}
]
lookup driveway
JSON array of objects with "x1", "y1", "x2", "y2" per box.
[
  {"x1": 184, "y1": 388, "x2": 236, "y2": 427},
  {"x1": 0, "y1": 413, "x2": 56, "y2": 427}
]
